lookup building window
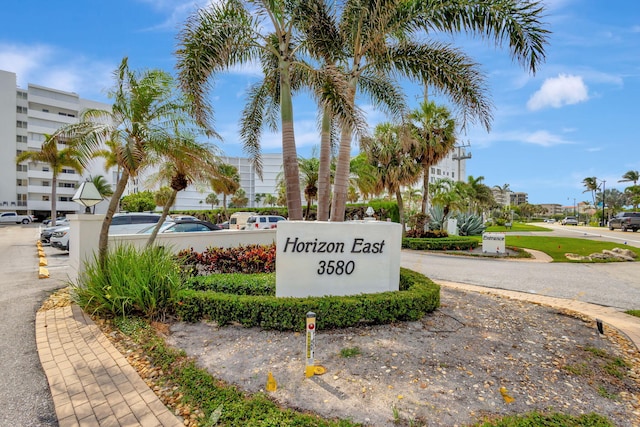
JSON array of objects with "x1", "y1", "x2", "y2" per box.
[
  {"x1": 42, "y1": 181, "x2": 50, "y2": 187},
  {"x1": 59, "y1": 196, "x2": 71, "y2": 202},
  {"x1": 17, "y1": 179, "x2": 24, "y2": 186},
  {"x1": 437, "y1": 168, "x2": 441, "y2": 175},
  {"x1": 16, "y1": 106, "x2": 27, "y2": 114},
  {"x1": 16, "y1": 149, "x2": 23, "y2": 156},
  {"x1": 16, "y1": 135, "x2": 27, "y2": 143},
  {"x1": 42, "y1": 195, "x2": 50, "y2": 202},
  {"x1": 431, "y1": 167, "x2": 435, "y2": 174},
  {"x1": 42, "y1": 109, "x2": 49, "y2": 113},
  {"x1": 452, "y1": 172, "x2": 455, "y2": 179},
  {"x1": 43, "y1": 167, "x2": 49, "y2": 172},
  {"x1": 16, "y1": 120, "x2": 27, "y2": 128},
  {"x1": 58, "y1": 182, "x2": 75, "y2": 188},
  {"x1": 17, "y1": 91, "x2": 27, "y2": 99},
  {"x1": 16, "y1": 164, "x2": 27, "y2": 172},
  {"x1": 61, "y1": 168, "x2": 76, "y2": 174}
]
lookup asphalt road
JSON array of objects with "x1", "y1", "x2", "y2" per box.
[
  {"x1": 0, "y1": 224, "x2": 66, "y2": 427},
  {"x1": 403, "y1": 223, "x2": 640, "y2": 311}
]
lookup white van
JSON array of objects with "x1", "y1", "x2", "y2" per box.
[{"x1": 229, "y1": 212, "x2": 257, "y2": 230}]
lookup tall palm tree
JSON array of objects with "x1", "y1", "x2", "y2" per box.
[
  {"x1": 582, "y1": 177, "x2": 599, "y2": 208},
  {"x1": 320, "y1": 0, "x2": 548, "y2": 222},
  {"x1": 210, "y1": 164, "x2": 240, "y2": 215},
  {"x1": 406, "y1": 101, "x2": 457, "y2": 214},
  {"x1": 431, "y1": 178, "x2": 467, "y2": 228},
  {"x1": 16, "y1": 133, "x2": 85, "y2": 227},
  {"x1": 360, "y1": 122, "x2": 422, "y2": 234},
  {"x1": 175, "y1": 0, "x2": 361, "y2": 221},
  {"x1": 493, "y1": 183, "x2": 511, "y2": 207},
  {"x1": 64, "y1": 57, "x2": 192, "y2": 265},
  {"x1": 89, "y1": 175, "x2": 114, "y2": 199}
]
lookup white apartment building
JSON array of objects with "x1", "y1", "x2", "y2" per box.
[{"x1": 0, "y1": 70, "x2": 113, "y2": 220}]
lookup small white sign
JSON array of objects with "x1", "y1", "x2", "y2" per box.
[
  {"x1": 447, "y1": 218, "x2": 458, "y2": 236},
  {"x1": 482, "y1": 232, "x2": 506, "y2": 254},
  {"x1": 275, "y1": 221, "x2": 402, "y2": 297}
]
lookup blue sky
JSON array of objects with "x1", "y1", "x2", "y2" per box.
[{"x1": 1, "y1": 0, "x2": 639, "y2": 206}]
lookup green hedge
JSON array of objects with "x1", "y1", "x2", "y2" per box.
[
  {"x1": 175, "y1": 268, "x2": 440, "y2": 331},
  {"x1": 402, "y1": 236, "x2": 478, "y2": 251}
]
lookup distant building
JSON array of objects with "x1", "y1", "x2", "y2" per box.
[
  {"x1": 510, "y1": 192, "x2": 528, "y2": 206},
  {"x1": 0, "y1": 69, "x2": 113, "y2": 219},
  {"x1": 538, "y1": 204, "x2": 563, "y2": 216}
]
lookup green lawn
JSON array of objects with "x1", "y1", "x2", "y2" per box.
[
  {"x1": 485, "y1": 223, "x2": 551, "y2": 232},
  {"x1": 504, "y1": 236, "x2": 640, "y2": 262}
]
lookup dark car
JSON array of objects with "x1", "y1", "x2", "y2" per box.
[{"x1": 137, "y1": 219, "x2": 222, "y2": 234}]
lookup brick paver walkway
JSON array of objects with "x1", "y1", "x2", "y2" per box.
[{"x1": 36, "y1": 305, "x2": 182, "y2": 427}]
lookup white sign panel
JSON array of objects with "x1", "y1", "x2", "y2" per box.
[
  {"x1": 276, "y1": 221, "x2": 402, "y2": 297},
  {"x1": 482, "y1": 232, "x2": 506, "y2": 254}
]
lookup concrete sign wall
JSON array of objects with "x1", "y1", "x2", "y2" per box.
[
  {"x1": 275, "y1": 221, "x2": 402, "y2": 297},
  {"x1": 482, "y1": 232, "x2": 506, "y2": 254}
]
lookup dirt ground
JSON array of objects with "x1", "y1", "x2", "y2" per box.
[{"x1": 166, "y1": 287, "x2": 640, "y2": 427}]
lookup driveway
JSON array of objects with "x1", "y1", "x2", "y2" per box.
[{"x1": 0, "y1": 225, "x2": 67, "y2": 426}]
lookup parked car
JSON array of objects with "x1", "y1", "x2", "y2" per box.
[
  {"x1": 219, "y1": 221, "x2": 229, "y2": 229},
  {"x1": 0, "y1": 211, "x2": 32, "y2": 224},
  {"x1": 49, "y1": 213, "x2": 163, "y2": 252},
  {"x1": 608, "y1": 212, "x2": 640, "y2": 232},
  {"x1": 243, "y1": 215, "x2": 286, "y2": 230},
  {"x1": 138, "y1": 220, "x2": 222, "y2": 234},
  {"x1": 50, "y1": 227, "x2": 70, "y2": 251},
  {"x1": 169, "y1": 215, "x2": 199, "y2": 221},
  {"x1": 109, "y1": 212, "x2": 163, "y2": 234},
  {"x1": 42, "y1": 216, "x2": 67, "y2": 226},
  {"x1": 561, "y1": 216, "x2": 578, "y2": 226},
  {"x1": 40, "y1": 219, "x2": 71, "y2": 243}
]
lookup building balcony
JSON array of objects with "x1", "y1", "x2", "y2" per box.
[
  {"x1": 28, "y1": 93, "x2": 78, "y2": 111},
  {"x1": 27, "y1": 200, "x2": 82, "y2": 213},
  {"x1": 27, "y1": 185, "x2": 77, "y2": 196}
]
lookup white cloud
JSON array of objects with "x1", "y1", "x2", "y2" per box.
[
  {"x1": 527, "y1": 74, "x2": 589, "y2": 111},
  {"x1": 523, "y1": 130, "x2": 573, "y2": 147}
]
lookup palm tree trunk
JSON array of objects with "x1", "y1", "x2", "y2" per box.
[
  {"x1": 98, "y1": 169, "x2": 130, "y2": 267},
  {"x1": 279, "y1": 62, "x2": 303, "y2": 220},
  {"x1": 146, "y1": 190, "x2": 177, "y2": 247},
  {"x1": 51, "y1": 175, "x2": 58, "y2": 227},
  {"x1": 396, "y1": 190, "x2": 405, "y2": 236},
  {"x1": 330, "y1": 82, "x2": 357, "y2": 222},
  {"x1": 317, "y1": 106, "x2": 332, "y2": 221},
  {"x1": 421, "y1": 163, "x2": 430, "y2": 214}
]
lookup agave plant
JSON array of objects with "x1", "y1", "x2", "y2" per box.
[
  {"x1": 457, "y1": 213, "x2": 486, "y2": 236},
  {"x1": 428, "y1": 205, "x2": 452, "y2": 231}
]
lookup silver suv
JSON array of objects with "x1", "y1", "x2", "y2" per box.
[
  {"x1": 243, "y1": 215, "x2": 286, "y2": 230},
  {"x1": 561, "y1": 216, "x2": 578, "y2": 226}
]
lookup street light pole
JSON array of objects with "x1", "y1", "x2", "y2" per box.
[{"x1": 601, "y1": 180, "x2": 606, "y2": 227}]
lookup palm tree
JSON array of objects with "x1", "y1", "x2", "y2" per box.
[
  {"x1": 619, "y1": 170, "x2": 640, "y2": 186},
  {"x1": 318, "y1": 0, "x2": 548, "y2": 222},
  {"x1": 205, "y1": 193, "x2": 219, "y2": 209},
  {"x1": 298, "y1": 153, "x2": 320, "y2": 219},
  {"x1": 176, "y1": 0, "x2": 361, "y2": 221},
  {"x1": 493, "y1": 184, "x2": 511, "y2": 207},
  {"x1": 465, "y1": 175, "x2": 494, "y2": 217},
  {"x1": 230, "y1": 188, "x2": 249, "y2": 208},
  {"x1": 582, "y1": 177, "x2": 599, "y2": 208},
  {"x1": 145, "y1": 136, "x2": 220, "y2": 246},
  {"x1": 619, "y1": 170, "x2": 640, "y2": 210},
  {"x1": 406, "y1": 101, "x2": 457, "y2": 214},
  {"x1": 431, "y1": 178, "x2": 467, "y2": 228},
  {"x1": 361, "y1": 122, "x2": 422, "y2": 234},
  {"x1": 210, "y1": 164, "x2": 240, "y2": 215},
  {"x1": 16, "y1": 133, "x2": 85, "y2": 227},
  {"x1": 63, "y1": 57, "x2": 192, "y2": 265},
  {"x1": 264, "y1": 193, "x2": 278, "y2": 207},
  {"x1": 89, "y1": 175, "x2": 114, "y2": 199}
]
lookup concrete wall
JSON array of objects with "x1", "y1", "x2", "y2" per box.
[{"x1": 68, "y1": 214, "x2": 276, "y2": 282}]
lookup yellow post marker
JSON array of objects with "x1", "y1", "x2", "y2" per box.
[
  {"x1": 266, "y1": 371, "x2": 277, "y2": 392},
  {"x1": 305, "y1": 312, "x2": 316, "y2": 378}
]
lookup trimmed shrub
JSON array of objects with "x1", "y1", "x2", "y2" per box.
[
  {"x1": 176, "y1": 244, "x2": 276, "y2": 276},
  {"x1": 174, "y1": 268, "x2": 440, "y2": 331},
  {"x1": 402, "y1": 236, "x2": 478, "y2": 251}
]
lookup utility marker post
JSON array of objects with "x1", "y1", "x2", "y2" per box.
[{"x1": 305, "y1": 312, "x2": 316, "y2": 378}]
